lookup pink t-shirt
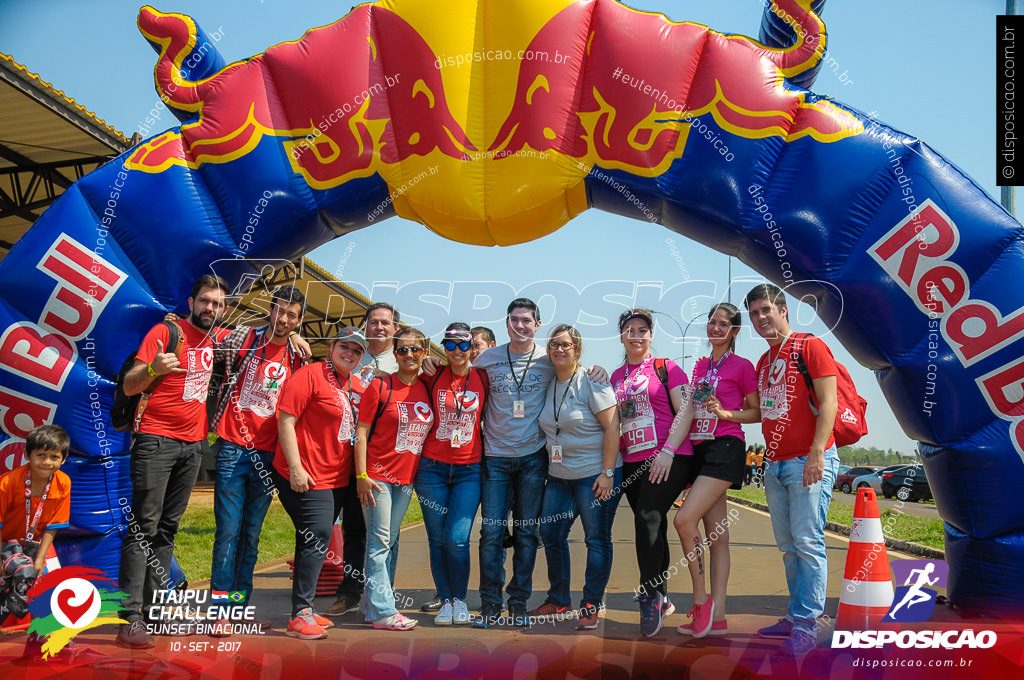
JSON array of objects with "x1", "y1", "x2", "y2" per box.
[
  {"x1": 611, "y1": 356, "x2": 693, "y2": 463},
  {"x1": 690, "y1": 352, "x2": 757, "y2": 443}
]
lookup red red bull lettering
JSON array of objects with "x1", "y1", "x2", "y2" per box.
[
  {"x1": 128, "y1": 6, "x2": 475, "y2": 189},
  {"x1": 491, "y1": 0, "x2": 861, "y2": 176}
]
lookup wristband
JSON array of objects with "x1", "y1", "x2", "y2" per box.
[
  {"x1": 661, "y1": 443, "x2": 677, "y2": 455},
  {"x1": 147, "y1": 362, "x2": 159, "y2": 377},
  {"x1": 356, "y1": 472, "x2": 369, "y2": 480}
]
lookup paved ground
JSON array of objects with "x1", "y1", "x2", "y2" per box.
[{"x1": 6, "y1": 495, "x2": 990, "y2": 679}]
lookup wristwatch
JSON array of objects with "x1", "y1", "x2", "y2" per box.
[{"x1": 604, "y1": 468, "x2": 614, "y2": 478}]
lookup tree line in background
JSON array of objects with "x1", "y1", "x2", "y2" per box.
[{"x1": 838, "y1": 446, "x2": 918, "y2": 467}]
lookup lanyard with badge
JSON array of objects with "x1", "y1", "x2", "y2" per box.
[
  {"x1": 760, "y1": 334, "x2": 792, "y2": 416},
  {"x1": 616, "y1": 355, "x2": 652, "y2": 419},
  {"x1": 327, "y1": 361, "x2": 357, "y2": 445},
  {"x1": 550, "y1": 368, "x2": 578, "y2": 463},
  {"x1": 507, "y1": 345, "x2": 536, "y2": 419},
  {"x1": 690, "y1": 350, "x2": 731, "y2": 441},
  {"x1": 616, "y1": 356, "x2": 657, "y2": 454},
  {"x1": 448, "y1": 368, "x2": 475, "y2": 448},
  {"x1": 24, "y1": 472, "x2": 53, "y2": 552}
]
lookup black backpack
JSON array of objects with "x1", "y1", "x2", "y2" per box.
[
  {"x1": 111, "y1": 320, "x2": 182, "y2": 432},
  {"x1": 653, "y1": 358, "x2": 677, "y2": 416}
]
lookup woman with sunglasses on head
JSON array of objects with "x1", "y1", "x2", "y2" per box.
[
  {"x1": 414, "y1": 323, "x2": 489, "y2": 626},
  {"x1": 611, "y1": 309, "x2": 695, "y2": 638},
  {"x1": 532, "y1": 325, "x2": 622, "y2": 630},
  {"x1": 673, "y1": 303, "x2": 758, "y2": 638},
  {"x1": 355, "y1": 326, "x2": 435, "y2": 631},
  {"x1": 274, "y1": 327, "x2": 367, "y2": 640}
]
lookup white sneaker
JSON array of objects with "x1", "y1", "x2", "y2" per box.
[
  {"x1": 435, "y1": 600, "x2": 453, "y2": 626},
  {"x1": 452, "y1": 599, "x2": 470, "y2": 625}
]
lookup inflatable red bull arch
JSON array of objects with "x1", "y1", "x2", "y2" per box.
[{"x1": 0, "y1": 0, "x2": 1021, "y2": 614}]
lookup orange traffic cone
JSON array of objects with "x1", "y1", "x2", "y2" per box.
[
  {"x1": 835, "y1": 487, "x2": 894, "y2": 630},
  {"x1": 325, "y1": 520, "x2": 344, "y2": 567}
]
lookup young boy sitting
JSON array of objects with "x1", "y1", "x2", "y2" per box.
[{"x1": 0, "y1": 424, "x2": 72, "y2": 573}]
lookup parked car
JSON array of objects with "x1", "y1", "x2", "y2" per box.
[
  {"x1": 835, "y1": 466, "x2": 880, "y2": 494},
  {"x1": 850, "y1": 464, "x2": 911, "y2": 494},
  {"x1": 881, "y1": 465, "x2": 931, "y2": 502},
  {"x1": 838, "y1": 464, "x2": 852, "y2": 476}
]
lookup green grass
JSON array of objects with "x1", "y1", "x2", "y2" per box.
[
  {"x1": 174, "y1": 492, "x2": 425, "y2": 583},
  {"x1": 726, "y1": 487, "x2": 945, "y2": 550}
]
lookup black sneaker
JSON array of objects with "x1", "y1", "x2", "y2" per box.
[
  {"x1": 472, "y1": 605, "x2": 503, "y2": 629},
  {"x1": 116, "y1": 614, "x2": 156, "y2": 649},
  {"x1": 637, "y1": 594, "x2": 663, "y2": 637},
  {"x1": 420, "y1": 594, "x2": 443, "y2": 613},
  {"x1": 508, "y1": 604, "x2": 530, "y2": 628}
]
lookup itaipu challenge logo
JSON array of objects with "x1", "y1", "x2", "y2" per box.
[{"x1": 27, "y1": 567, "x2": 127, "y2": 658}]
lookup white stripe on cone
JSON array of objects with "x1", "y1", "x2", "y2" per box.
[
  {"x1": 849, "y1": 517, "x2": 885, "y2": 544},
  {"x1": 840, "y1": 578, "x2": 895, "y2": 608}
]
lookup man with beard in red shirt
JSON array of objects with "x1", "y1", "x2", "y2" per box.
[{"x1": 117, "y1": 275, "x2": 230, "y2": 649}]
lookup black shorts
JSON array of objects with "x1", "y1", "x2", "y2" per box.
[{"x1": 693, "y1": 435, "x2": 746, "y2": 487}]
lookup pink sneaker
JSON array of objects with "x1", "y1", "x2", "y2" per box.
[
  {"x1": 687, "y1": 598, "x2": 715, "y2": 638},
  {"x1": 677, "y1": 618, "x2": 728, "y2": 636},
  {"x1": 372, "y1": 613, "x2": 417, "y2": 631}
]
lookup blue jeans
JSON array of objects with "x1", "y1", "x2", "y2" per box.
[
  {"x1": 414, "y1": 458, "x2": 481, "y2": 601},
  {"x1": 211, "y1": 441, "x2": 275, "y2": 604},
  {"x1": 362, "y1": 480, "x2": 412, "y2": 620},
  {"x1": 478, "y1": 448, "x2": 547, "y2": 609},
  {"x1": 539, "y1": 470, "x2": 622, "y2": 609},
  {"x1": 763, "y1": 444, "x2": 839, "y2": 634}
]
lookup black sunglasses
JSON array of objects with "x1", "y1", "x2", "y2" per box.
[{"x1": 442, "y1": 339, "x2": 472, "y2": 352}]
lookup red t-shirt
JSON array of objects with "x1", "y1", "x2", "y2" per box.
[
  {"x1": 273, "y1": 363, "x2": 362, "y2": 489},
  {"x1": 135, "y1": 321, "x2": 227, "y2": 441},
  {"x1": 359, "y1": 375, "x2": 435, "y2": 485},
  {"x1": 0, "y1": 464, "x2": 71, "y2": 542},
  {"x1": 757, "y1": 334, "x2": 837, "y2": 460},
  {"x1": 421, "y1": 367, "x2": 488, "y2": 465},
  {"x1": 217, "y1": 339, "x2": 295, "y2": 452}
]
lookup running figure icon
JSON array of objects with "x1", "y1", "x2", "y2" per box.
[{"x1": 888, "y1": 563, "x2": 940, "y2": 617}]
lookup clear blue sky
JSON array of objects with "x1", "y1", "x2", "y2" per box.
[{"x1": 0, "y1": 0, "x2": 1007, "y2": 453}]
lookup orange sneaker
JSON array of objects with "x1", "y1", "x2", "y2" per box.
[
  {"x1": 310, "y1": 612, "x2": 335, "y2": 629},
  {"x1": 286, "y1": 608, "x2": 327, "y2": 640}
]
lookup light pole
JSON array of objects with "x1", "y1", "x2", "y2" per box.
[{"x1": 679, "y1": 312, "x2": 709, "y2": 373}]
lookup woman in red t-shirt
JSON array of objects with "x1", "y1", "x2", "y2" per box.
[
  {"x1": 673, "y1": 303, "x2": 759, "y2": 638},
  {"x1": 273, "y1": 326, "x2": 367, "y2": 640},
  {"x1": 355, "y1": 327, "x2": 435, "y2": 631},
  {"x1": 413, "y1": 322, "x2": 488, "y2": 626}
]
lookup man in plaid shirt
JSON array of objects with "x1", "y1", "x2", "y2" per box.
[{"x1": 207, "y1": 285, "x2": 310, "y2": 629}]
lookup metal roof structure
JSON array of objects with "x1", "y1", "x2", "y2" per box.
[
  {"x1": 0, "y1": 52, "x2": 439, "y2": 360},
  {"x1": 0, "y1": 52, "x2": 131, "y2": 261},
  {"x1": 224, "y1": 257, "x2": 444, "y2": 361}
]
